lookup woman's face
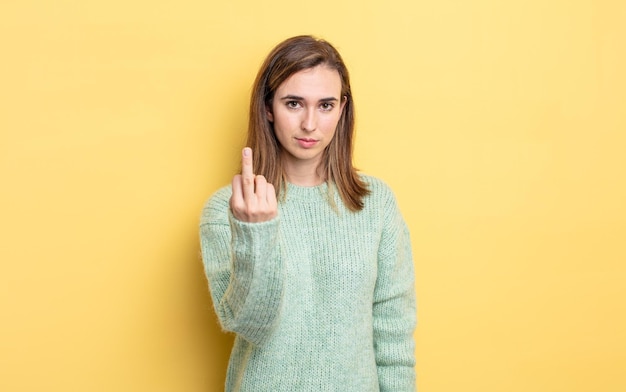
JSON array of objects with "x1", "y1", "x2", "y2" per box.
[{"x1": 267, "y1": 65, "x2": 345, "y2": 174}]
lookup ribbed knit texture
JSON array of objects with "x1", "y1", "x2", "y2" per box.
[{"x1": 199, "y1": 175, "x2": 416, "y2": 392}]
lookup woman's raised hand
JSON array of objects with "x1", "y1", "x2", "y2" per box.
[{"x1": 230, "y1": 147, "x2": 278, "y2": 222}]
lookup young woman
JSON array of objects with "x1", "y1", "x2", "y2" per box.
[{"x1": 200, "y1": 35, "x2": 416, "y2": 391}]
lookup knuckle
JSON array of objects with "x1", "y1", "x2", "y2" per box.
[
  {"x1": 229, "y1": 198, "x2": 244, "y2": 212},
  {"x1": 242, "y1": 176, "x2": 254, "y2": 187}
]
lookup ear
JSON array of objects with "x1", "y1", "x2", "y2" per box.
[
  {"x1": 339, "y1": 95, "x2": 348, "y2": 112},
  {"x1": 266, "y1": 105, "x2": 274, "y2": 122}
]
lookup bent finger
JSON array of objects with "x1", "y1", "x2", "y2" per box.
[
  {"x1": 266, "y1": 183, "x2": 277, "y2": 206},
  {"x1": 254, "y1": 175, "x2": 267, "y2": 199},
  {"x1": 231, "y1": 175, "x2": 243, "y2": 203}
]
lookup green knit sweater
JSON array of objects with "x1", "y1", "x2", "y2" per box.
[{"x1": 199, "y1": 175, "x2": 416, "y2": 391}]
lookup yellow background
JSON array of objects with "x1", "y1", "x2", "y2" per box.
[{"x1": 1, "y1": 0, "x2": 625, "y2": 391}]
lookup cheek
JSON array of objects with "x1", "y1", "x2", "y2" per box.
[
  {"x1": 272, "y1": 114, "x2": 291, "y2": 141},
  {"x1": 322, "y1": 114, "x2": 342, "y2": 134},
  {"x1": 274, "y1": 111, "x2": 298, "y2": 130}
]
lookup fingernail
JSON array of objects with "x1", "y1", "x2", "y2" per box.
[{"x1": 243, "y1": 147, "x2": 251, "y2": 157}]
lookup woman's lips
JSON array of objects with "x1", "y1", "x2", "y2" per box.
[{"x1": 296, "y1": 138, "x2": 318, "y2": 148}]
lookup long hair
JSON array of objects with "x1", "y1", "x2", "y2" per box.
[{"x1": 246, "y1": 35, "x2": 369, "y2": 211}]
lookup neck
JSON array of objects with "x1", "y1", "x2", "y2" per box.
[
  {"x1": 286, "y1": 171, "x2": 324, "y2": 186},
  {"x1": 283, "y1": 157, "x2": 325, "y2": 186}
]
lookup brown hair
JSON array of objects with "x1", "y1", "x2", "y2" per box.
[{"x1": 246, "y1": 35, "x2": 369, "y2": 211}]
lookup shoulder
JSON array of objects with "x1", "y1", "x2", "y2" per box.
[
  {"x1": 357, "y1": 174, "x2": 407, "y2": 229},
  {"x1": 199, "y1": 185, "x2": 232, "y2": 226},
  {"x1": 358, "y1": 173, "x2": 397, "y2": 206}
]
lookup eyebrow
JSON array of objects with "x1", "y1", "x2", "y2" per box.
[{"x1": 279, "y1": 95, "x2": 339, "y2": 102}]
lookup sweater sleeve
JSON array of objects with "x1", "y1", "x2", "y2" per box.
[
  {"x1": 199, "y1": 187, "x2": 284, "y2": 346},
  {"x1": 373, "y1": 186, "x2": 417, "y2": 391}
]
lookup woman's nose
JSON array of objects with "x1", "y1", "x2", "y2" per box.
[{"x1": 301, "y1": 108, "x2": 317, "y2": 132}]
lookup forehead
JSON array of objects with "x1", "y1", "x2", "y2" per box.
[{"x1": 276, "y1": 65, "x2": 342, "y2": 97}]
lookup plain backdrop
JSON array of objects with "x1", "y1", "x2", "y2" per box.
[{"x1": 1, "y1": 1, "x2": 625, "y2": 391}]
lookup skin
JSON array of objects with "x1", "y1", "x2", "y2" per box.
[
  {"x1": 230, "y1": 65, "x2": 345, "y2": 223},
  {"x1": 230, "y1": 147, "x2": 277, "y2": 223}
]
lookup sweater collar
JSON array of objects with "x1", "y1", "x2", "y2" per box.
[{"x1": 283, "y1": 181, "x2": 329, "y2": 202}]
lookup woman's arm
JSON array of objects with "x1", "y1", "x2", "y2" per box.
[
  {"x1": 373, "y1": 187, "x2": 417, "y2": 391},
  {"x1": 199, "y1": 188, "x2": 284, "y2": 346}
]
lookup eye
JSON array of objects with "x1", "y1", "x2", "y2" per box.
[
  {"x1": 286, "y1": 101, "x2": 301, "y2": 109},
  {"x1": 320, "y1": 102, "x2": 335, "y2": 111}
]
